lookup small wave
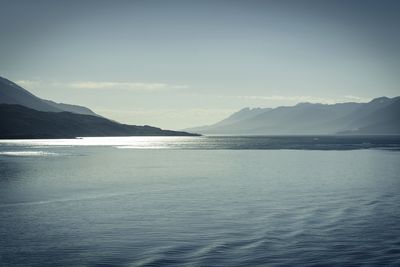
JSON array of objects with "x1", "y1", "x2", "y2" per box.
[
  {"x1": 0, "y1": 192, "x2": 132, "y2": 208},
  {"x1": 0, "y1": 151, "x2": 58, "y2": 157}
]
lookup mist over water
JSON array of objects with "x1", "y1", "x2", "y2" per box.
[{"x1": 0, "y1": 136, "x2": 400, "y2": 266}]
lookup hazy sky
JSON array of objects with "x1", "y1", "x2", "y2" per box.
[{"x1": 1, "y1": 0, "x2": 399, "y2": 129}]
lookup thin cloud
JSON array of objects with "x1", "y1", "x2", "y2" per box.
[
  {"x1": 16, "y1": 80, "x2": 188, "y2": 91},
  {"x1": 16, "y1": 80, "x2": 41, "y2": 88},
  {"x1": 219, "y1": 95, "x2": 372, "y2": 104},
  {"x1": 69, "y1": 81, "x2": 188, "y2": 91},
  {"x1": 343, "y1": 95, "x2": 372, "y2": 102}
]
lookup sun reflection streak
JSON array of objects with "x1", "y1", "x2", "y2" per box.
[{"x1": 0, "y1": 136, "x2": 199, "y2": 148}]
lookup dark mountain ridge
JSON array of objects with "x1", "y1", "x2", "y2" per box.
[
  {"x1": 0, "y1": 104, "x2": 198, "y2": 139},
  {"x1": 0, "y1": 76, "x2": 99, "y2": 116},
  {"x1": 0, "y1": 76, "x2": 198, "y2": 138}
]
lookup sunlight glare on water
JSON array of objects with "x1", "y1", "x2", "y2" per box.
[{"x1": 0, "y1": 136, "x2": 193, "y2": 148}]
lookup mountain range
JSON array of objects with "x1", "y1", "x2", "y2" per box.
[
  {"x1": 0, "y1": 76, "x2": 197, "y2": 138},
  {"x1": 2, "y1": 75, "x2": 399, "y2": 137},
  {"x1": 187, "y1": 97, "x2": 400, "y2": 135}
]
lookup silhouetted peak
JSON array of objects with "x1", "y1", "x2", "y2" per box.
[
  {"x1": 369, "y1": 96, "x2": 390, "y2": 104},
  {"x1": 0, "y1": 76, "x2": 24, "y2": 90},
  {"x1": 238, "y1": 107, "x2": 251, "y2": 112}
]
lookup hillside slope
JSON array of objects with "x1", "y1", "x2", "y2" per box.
[
  {"x1": 0, "y1": 104, "x2": 198, "y2": 139},
  {"x1": 0, "y1": 76, "x2": 98, "y2": 116}
]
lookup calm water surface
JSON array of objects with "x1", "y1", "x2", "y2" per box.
[{"x1": 0, "y1": 136, "x2": 399, "y2": 266}]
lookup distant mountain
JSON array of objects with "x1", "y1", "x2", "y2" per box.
[
  {"x1": 338, "y1": 97, "x2": 400, "y2": 135},
  {"x1": 0, "y1": 104, "x2": 198, "y2": 139},
  {"x1": 186, "y1": 97, "x2": 400, "y2": 135},
  {"x1": 0, "y1": 76, "x2": 99, "y2": 116},
  {"x1": 188, "y1": 107, "x2": 270, "y2": 133}
]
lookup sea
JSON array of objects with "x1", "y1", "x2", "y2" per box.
[{"x1": 0, "y1": 136, "x2": 399, "y2": 266}]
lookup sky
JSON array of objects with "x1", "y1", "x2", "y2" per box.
[{"x1": 1, "y1": 0, "x2": 399, "y2": 129}]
